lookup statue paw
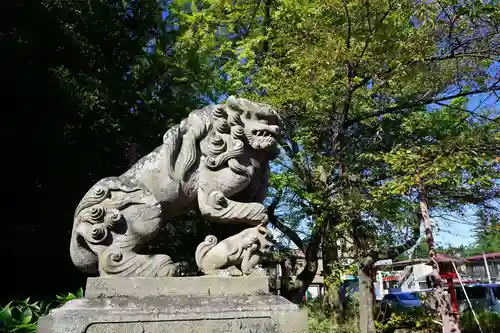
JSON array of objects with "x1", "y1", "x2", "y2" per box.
[
  {"x1": 247, "y1": 267, "x2": 267, "y2": 277},
  {"x1": 203, "y1": 267, "x2": 244, "y2": 277},
  {"x1": 226, "y1": 266, "x2": 243, "y2": 276}
]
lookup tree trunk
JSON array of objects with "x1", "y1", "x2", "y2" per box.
[
  {"x1": 358, "y1": 262, "x2": 376, "y2": 333},
  {"x1": 267, "y1": 197, "x2": 320, "y2": 304},
  {"x1": 419, "y1": 184, "x2": 460, "y2": 333},
  {"x1": 277, "y1": 240, "x2": 320, "y2": 304},
  {"x1": 322, "y1": 216, "x2": 344, "y2": 320},
  {"x1": 278, "y1": 258, "x2": 293, "y2": 298}
]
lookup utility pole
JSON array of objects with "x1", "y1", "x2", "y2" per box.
[
  {"x1": 418, "y1": 178, "x2": 460, "y2": 333},
  {"x1": 483, "y1": 252, "x2": 492, "y2": 284}
]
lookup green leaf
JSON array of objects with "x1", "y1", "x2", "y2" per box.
[
  {"x1": 11, "y1": 323, "x2": 36, "y2": 332},
  {"x1": 0, "y1": 304, "x2": 12, "y2": 325},
  {"x1": 22, "y1": 308, "x2": 33, "y2": 324}
]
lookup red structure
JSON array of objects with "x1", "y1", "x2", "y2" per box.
[
  {"x1": 432, "y1": 253, "x2": 467, "y2": 314},
  {"x1": 440, "y1": 272, "x2": 459, "y2": 312}
]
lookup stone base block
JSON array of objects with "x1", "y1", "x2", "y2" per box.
[
  {"x1": 84, "y1": 276, "x2": 270, "y2": 298},
  {"x1": 37, "y1": 277, "x2": 308, "y2": 333}
]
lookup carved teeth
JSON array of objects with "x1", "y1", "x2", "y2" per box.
[{"x1": 254, "y1": 130, "x2": 273, "y2": 137}]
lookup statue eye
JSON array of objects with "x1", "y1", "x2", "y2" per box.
[{"x1": 259, "y1": 119, "x2": 269, "y2": 125}]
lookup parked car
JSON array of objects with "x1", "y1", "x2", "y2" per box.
[
  {"x1": 455, "y1": 283, "x2": 500, "y2": 313},
  {"x1": 340, "y1": 277, "x2": 359, "y2": 306},
  {"x1": 380, "y1": 292, "x2": 422, "y2": 314}
]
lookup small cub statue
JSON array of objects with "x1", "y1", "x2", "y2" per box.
[{"x1": 195, "y1": 224, "x2": 273, "y2": 276}]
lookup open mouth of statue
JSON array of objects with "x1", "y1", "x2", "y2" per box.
[{"x1": 252, "y1": 129, "x2": 276, "y2": 138}]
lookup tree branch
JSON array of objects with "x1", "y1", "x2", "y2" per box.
[
  {"x1": 262, "y1": 0, "x2": 271, "y2": 54},
  {"x1": 295, "y1": 228, "x2": 321, "y2": 295},
  {"x1": 341, "y1": 0, "x2": 352, "y2": 50},
  {"x1": 267, "y1": 191, "x2": 305, "y2": 250},
  {"x1": 349, "y1": 48, "x2": 498, "y2": 99},
  {"x1": 435, "y1": 101, "x2": 500, "y2": 124},
  {"x1": 423, "y1": 52, "x2": 499, "y2": 62},
  {"x1": 266, "y1": 189, "x2": 320, "y2": 303},
  {"x1": 347, "y1": 86, "x2": 500, "y2": 126},
  {"x1": 371, "y1": 209, "x2": 422, "y2": 261}
]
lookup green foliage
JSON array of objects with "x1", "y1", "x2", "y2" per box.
[
  {"x1": 368, "y1": 98, "x2": 499, "y2": 212},
  {"x1": 412, "y1": 238, "x2": 430, "y2": 259},
  {"x1": 0, "y1": 289, "x2": 83, "y2": 333},
  {"x1": 3, "y1": 1, "x2": 499, "y2": 331},
  {"x1": 174, "y1": 3, "x2": 499, "y2": 329},
  {"x1": 469, "y1": 208, "x2": 500, "y2": 255},
  {"x1": 375, "y1": 308, "x2": 440, "y2": 333},
  {"x1": 307, "y1": 299, "x2": 360, "y2": 333},
  {"x1": 460, "y1": 311, "x2": 500, "y2": 333},
  {"x1": 54, "y1": 288, "x2": 84, "y2": 305},
  {"x1": 309, "y1": 302, "x2": 500, "y2": 333},
  {"x1": 0, "y1": 299, "x2": 50, "y2": 333}
]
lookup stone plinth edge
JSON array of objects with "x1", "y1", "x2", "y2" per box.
[
  {"x1": 85, "y1": 276, "x2": 270, "y2": 298},
  {"x1": 37, "y1": 294, "x2": 308, "y2": 333}
]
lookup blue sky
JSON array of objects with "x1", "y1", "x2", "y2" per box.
[
  {"x1": 433, "y1": 212, "x2": 475, "y2": 247},
  {"x1": 432, "y1": 90, "x2": 499, "y2": 247}
]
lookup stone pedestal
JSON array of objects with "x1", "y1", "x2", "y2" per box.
[{"x1": 37, "y1": 277, "x2": 308, "y2": 333}]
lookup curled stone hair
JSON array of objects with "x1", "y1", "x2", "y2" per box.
[
  {"x1": 205, "y1": 141, "x2": 245, "y2": 171},
  {"x1": 158, "y1": 100, "x2": 270, "y2": 183},
  {"x1": 161, "y1": 111, "x2": 211, "y2": 182},
  {"x1": 227, "y1": 110, "x2": 244, "y2": 127},
  {"x1": 207, "y1": 135, "x2": 227, "y2": 157},
  {"x1": 73, "y1": 179, "x2": 142, "y2": 245},
  {"x1": 74, "y1": 185, "x2": 110, "y2": 220},
  {"x1": 74, "y1": 179, "x2": 140, "y2": 220}
]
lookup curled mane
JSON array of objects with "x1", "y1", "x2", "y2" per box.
[
  {"x1": 162, "y1": 107, "x2": 211, "y2": 182},
  {"x1": 74, "y1": 178, "x2": 141, "y2": 220},
  {"x1": 162, "y1": 104, "x2": 251, "y2": 182}
]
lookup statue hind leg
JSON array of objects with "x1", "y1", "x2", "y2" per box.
[{"x1": 71, "y1": 177, "x2": 179, "y2": 277}]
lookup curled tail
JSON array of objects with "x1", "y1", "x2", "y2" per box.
[{"x1": 195, "y1": 235, "x2": 218, "y2": 269}]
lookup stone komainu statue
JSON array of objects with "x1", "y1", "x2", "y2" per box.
[{"x1": 70, "y1": 96, "x2": 280, "y2": 277}]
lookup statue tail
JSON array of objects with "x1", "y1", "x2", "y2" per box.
[
  {"x1": 195, "y1": 235, "x2": 218, "y2": 269},
  {"x1": 69, "y1": 224, "x2": 99, "y2": 274}
]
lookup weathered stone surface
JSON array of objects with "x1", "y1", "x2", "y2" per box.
[
  {"x1": 195, "y1": 225, "x2": 273, "y2": 277},
  {"x1": 38, "y1": 277, "x2": 308, "y2": 333},
  {"x1": 85, "y1": 276, "x2": 270, "y2": 298},
  {"x1": 69, "y1": 96, "x2": 282, "y2": 278},
  {"x1": 85, "y1": 318, "x2": 277, "y2": 333},
  {"x1": 37, "y1": 294, "x2": 307, "y2": 333}
]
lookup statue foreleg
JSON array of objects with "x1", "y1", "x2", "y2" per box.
[
  {"x1": 240, "y1": 244, "x2": 266, "y2": 276},
  {"x1": 197, "y1": 188, "x2": 268, "y2": 225}
]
